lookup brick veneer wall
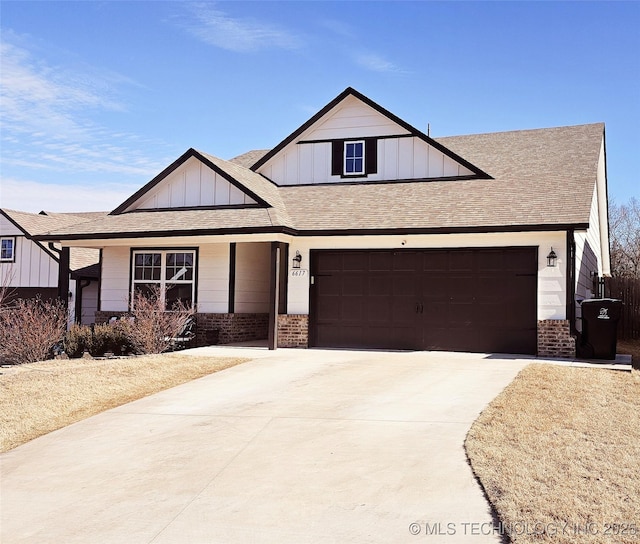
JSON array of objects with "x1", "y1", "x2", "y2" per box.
[
  {"x1": 95, "y1": 311, "x2": 268, "y2": 347},
  {"x1": 537, "y1": 320, "x2": 576, "y2": 358},
  {"x1": 195, "y1": 313, "x2": 268, "y2": 346},
  {"x1": 277, "y1": 314, "x2": 309, "y2": 348},
  {"x1": 95, "y1": 311, "x2": 127, "y2": 324}
]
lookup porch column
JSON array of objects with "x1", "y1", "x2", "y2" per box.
[
  {"x1": 267, "y1": 242, "x2": 289, "y2": 350},
  {"x1": 58, "y1": 247, "x2": 70, "y2": 307},
  {"x1": 268, "y1": 242, "x2": 281, "y2": 350}
]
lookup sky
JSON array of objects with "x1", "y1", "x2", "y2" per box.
[{"x1": 1, "y1": 1, "x2": 639, "y2": 213}]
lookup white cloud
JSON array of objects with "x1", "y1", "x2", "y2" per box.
[
  {"x1": 353, "y1": 52, "x2": 404, "y2": 74},
  {"x1": 0, "y1": 178, "x2": 136, "y2": 213},
  {"x1": 0, "y1": 33, "x2": 171, "y2": 182},
  {"x1": 183, "y1": 3, "x2": 301, "y2": 52}
]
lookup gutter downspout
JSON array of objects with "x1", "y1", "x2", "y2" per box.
[
  {"x1": 75, "y1": 279, "x2": 91, "y2": 324},
  {"x1": 566, "y1": 229, "x2": 577, "y2": 336},
  {"x1": 48, "y1": 242, "x2": 70, "y2": 306}
]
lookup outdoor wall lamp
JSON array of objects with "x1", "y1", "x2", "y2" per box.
[
  {"x1": 546, "y1": 247, "x2": 558, "y2": 267},
  {"x1": 292, "y1": 250, "x2": 302, "y2": 269}
]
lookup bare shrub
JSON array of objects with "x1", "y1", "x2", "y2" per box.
[
  {"x1": 63, "y1": 323, "x2": 93, "y2": 358},
  {"x1": 126, "y1": 286, "x2": 195, "y2": 354},
  {"x1": 0, "y1": 297, "x2": 67, "y2": 365},
  {"x1": 0, "y1": 270, "x2": 16, "y2": 309}
]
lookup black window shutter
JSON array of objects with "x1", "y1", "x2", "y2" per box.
[
  {"x1": 365, "y1": 138, "x2": 377, "y2": 174},
  {"x1": 331, "y1": 140, "x2": 343, "y2": 176}
]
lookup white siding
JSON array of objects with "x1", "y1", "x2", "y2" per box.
[
  {"x1": 285, "y1": 232, "x2": 568, "y2": 321},
  {"x1": 130, "y1": 157, "x2": 256, "y2": 211},
  {"x1": 80, "y1": 281, "x2": 99, "y2": 325},
  {"x1": 197, "y1": 244, "x2": 229, "y2": 313},
  {"x1": 100, "y1": 246, "x2": 130, "y2": 312},
  {"x1": 574, "y1": 178, "x2": 604, "y2": 331},
  {"x1": 0, "y1": 235, "x2": 58, "y2": 288},
  {"x1": 261, "y1": 136, "x2": 474, "y2": 185},
  {"x1": 305, "y1": 95, "x2": 403, "y2": 141},
  {"x1": 256, "y1": 94, "x2": 474, "y2": 186},
  {"x1": 234, "y1": 242, "x2": 270, "y2": 313}
]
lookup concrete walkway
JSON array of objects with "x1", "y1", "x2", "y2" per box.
[{"x1": 1, "y1": 348, "x2": 532, "y2": 543}]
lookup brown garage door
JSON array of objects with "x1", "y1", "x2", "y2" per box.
[{"x1": 309, "y1": 248, "x2": 538, "y2": 354}]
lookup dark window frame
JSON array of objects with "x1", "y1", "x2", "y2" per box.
[
  {"x1": 130, "y1": 248, "x2": 198, "y2": 310},
  {"x1": 331, "y1": 138, "x2": 377, "y2": 178}
]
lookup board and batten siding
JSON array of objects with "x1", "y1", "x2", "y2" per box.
[
  {"x1": 256, "y1": 95, "x2": 474, "y2": 185},
  {"x1": 0, "y1": 216, "x2": 58, "y2": 287},
  {"x1": 574, "y1": 178, "x2": 604, "y2": 331},
  {"x1": 130, "y1": 156, "x2": 256, "y2": 211},
  {"x1": 285, "y1": 232, "x2": 568, "y2": 321},
  {"x1": 234, "y1": 242, "x2": 270, "y2": 313}
]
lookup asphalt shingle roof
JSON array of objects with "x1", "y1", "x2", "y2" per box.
[
  {"x1": 1, "y1": 209, "x2": 104, "y2": 269},
  {"x1": 35, "y1": 123, "x2": 604, "y2": 240}
]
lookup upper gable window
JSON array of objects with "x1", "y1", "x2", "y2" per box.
[
  {"x1": 331, "y1": 138, "x2": 377, "y2": 178},
  {"x1": 1, "y1": 237, "x2": 15, "y2": 262},
  {"x1": 344, "y1": 141, "x2": 365, "y2": 175}
]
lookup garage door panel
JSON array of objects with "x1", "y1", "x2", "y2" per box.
[
  {"x1": 343, "y1": 253, "x2": 366, "y2": 271},
  {"x1": 366, "y1": 296, "x2": 392, "y2": 323},
  {"x1": 342, "y1": 276, "x2": 364, "y2": 296},
  {"x1": 369, "y1": 252, "x2": 393, "y2": 271},
  {"x1": 318, "y1": 275, "x2": 341, "y2": 296},
  {"x1": 341, "y1": 296, "x2": 365, "y2": 321},
  {"x1": 311, "y1": 248, "x2": 537, "y2": 354},
  {"x1": 368, "y1": 275, "x2": 391, "y2": 295},
  {"x1": 449, "y1": 251, "x2": 474, "y2": 271},
  {"x1": 421, "y1": 251, "x2": 448, "y2": 272}
]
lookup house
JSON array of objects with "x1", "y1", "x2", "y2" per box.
[
  {"x1": 36, "y1": 88, "x2": 610, "y2": 357},
  {"x1": 0, "y1": 209, "x2": 103, "y2": 325}
]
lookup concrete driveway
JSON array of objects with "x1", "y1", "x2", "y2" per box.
[{"x1": 1, "y1": 348, "x2": 530, "y2": 543}]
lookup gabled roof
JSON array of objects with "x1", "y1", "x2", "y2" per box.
[
  {"x1": 250, "y1": 87, "x2": 491, "y2": 180},
  {"x1": 274, "y1": 123, "x2": 605, "y2": 233},
  {"x1": 111, "y1": 148, "x2": 282, "y2": 215},
  {"x1": 36, "y1": 122, "x2": 604, "y2": 241},
  {"x1": 32, "y1": 87, "x2": 605, "y2": 241},
  {"x1": 1, "y1": 209, "x2": 104, "y2": 268}
]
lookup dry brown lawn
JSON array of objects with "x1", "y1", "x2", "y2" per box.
[
  {"x1": 618, "y1": 338, "x2": 640, "y2": 368},
  {"x1": 0, "y1": 354, "x2": 248, "y2": 453},
  {"x1": 466, "y1": 363, "x2": 640, "y2": 543}
]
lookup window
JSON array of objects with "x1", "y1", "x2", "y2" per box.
[
  {"x1": 1, "y1": 237, "x2": 15, "y2": 262},
  {"x1": 132, "y1": 250, "x2": 196, "y2": 310},
  {"x1": 331, "y1": 138, "x2": 377, "y2": 178},
  {"x1": 344, "y1": 141, "x2": 364, "y2": 175}
]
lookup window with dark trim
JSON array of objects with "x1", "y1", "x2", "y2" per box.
[
  {"x1": 1, "y1": 237, "x2": 15, "y2": 262},
  {"x1": 331, "y1": 138, "x2": 377, "y2": 178},
  {"x1": 131, "y1": 250, "x2": 196, "y2": 309},
  {"x1": 344, "y1": 141, "x2": 364, "y2": 175}
]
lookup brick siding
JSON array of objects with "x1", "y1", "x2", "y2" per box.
[
  {"x1": 277, "y1": 314, "x2": 309, "y2": 348},
  {"x1": 95, "y1": 311, "x2": 268, "y2": 347},
  {"x1": 195, "y1": 313, "x2": 268, "y2": 346},
  {"x1": 537, "y1": 320, "x2": 576, "y2": 358}
]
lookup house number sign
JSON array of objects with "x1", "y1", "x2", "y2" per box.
[{"x1": 290, "y1": 269, "x2": 308, "y2": 277}]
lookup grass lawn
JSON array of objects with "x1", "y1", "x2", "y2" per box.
[
  {"x1": 465, "y1": 362, "x2": 640, "y2": 543},
  {"x1": 0, "y1": 353, "x2": 248, "y2": 453}
]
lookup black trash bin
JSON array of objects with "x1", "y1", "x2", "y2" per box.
[{"x1": 579, "y1": 298, "x2": 623, "y2": 360}]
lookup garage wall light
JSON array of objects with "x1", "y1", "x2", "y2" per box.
[
  {"x1": 546, "y1": 247, "x2": 558, "y2": 267},
  {"x1": 292, "y1": 250, "x2": 302, "y2": 269}
]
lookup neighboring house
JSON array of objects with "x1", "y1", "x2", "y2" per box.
[
  {"x1": 37, "y1": 88, "x2": 610, "y2": 357},
  {"x1": 0, "y1": 209, "x2": 103, "y2": 325}
]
